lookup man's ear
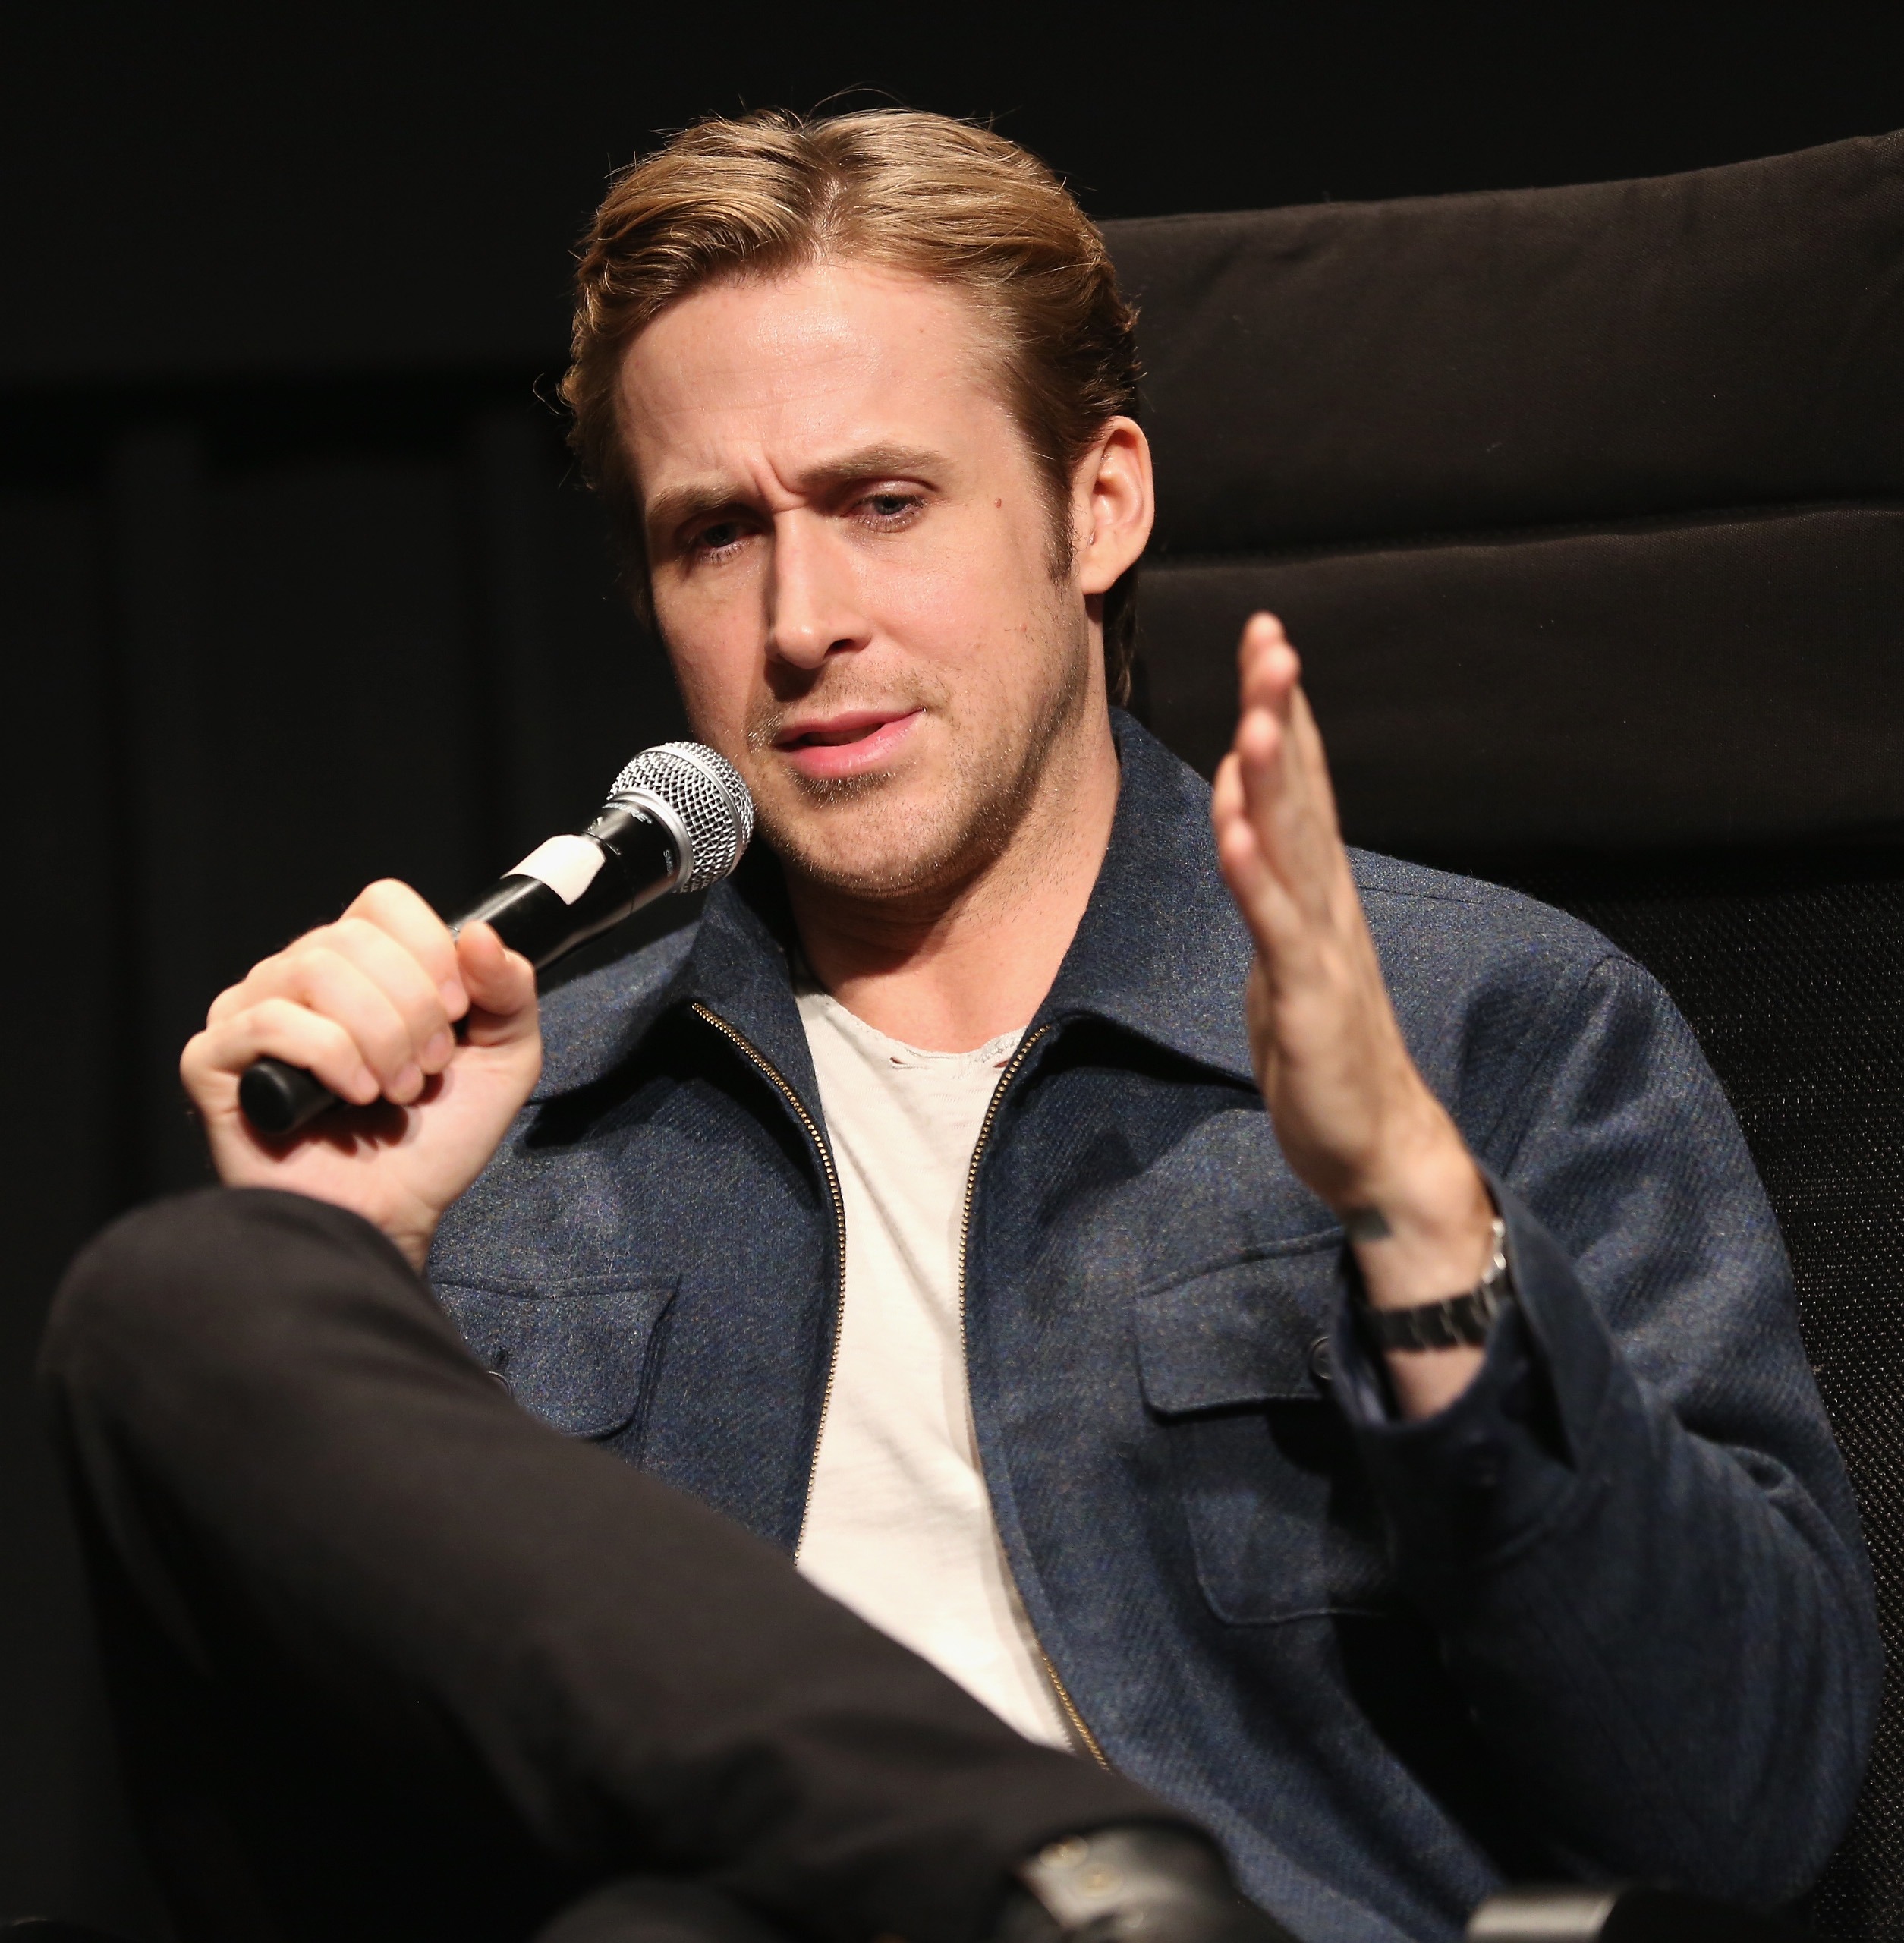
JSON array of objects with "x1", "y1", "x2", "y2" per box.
[{"x1": 1073, "y1": 418, "x2": 1154, "y2": 596}]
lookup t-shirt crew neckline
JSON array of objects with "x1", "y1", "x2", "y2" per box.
[{"x1": 795, "y1": 985, "x2": 1024, "y2": 1072}]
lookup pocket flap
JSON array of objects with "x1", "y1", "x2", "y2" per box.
[
  {"x1": 433, "y1": 1275, "x2": 678, "y2": 1440},
  {"x1": 1136, "y1": 1241, "x2": 1345, "y2": 1413}
]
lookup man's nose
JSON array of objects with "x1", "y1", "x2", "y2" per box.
[{"x1": 764, "y1": 517, "x2": 868, "y2": 669}]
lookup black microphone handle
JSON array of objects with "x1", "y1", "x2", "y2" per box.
[{"x1": 237, "y1": 805, "x2": 680, "y2": 1137}]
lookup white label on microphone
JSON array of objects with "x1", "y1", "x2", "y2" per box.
[{"x1": 508, "y1": 834, "x2": 606, "y2": 905}]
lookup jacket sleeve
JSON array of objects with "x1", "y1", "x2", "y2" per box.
[{"x1": 1328, "y1": 949, "x2": 1880, "y2": 1905}]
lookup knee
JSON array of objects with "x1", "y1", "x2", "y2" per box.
[{"x1": 40, "y1": 1186, "x2": 403, "y2": 1416}]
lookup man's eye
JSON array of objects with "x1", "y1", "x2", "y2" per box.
[
  {"x1": 860, "y1": 493, "x2": 922, "y2": 524},
  {"x1": 695, "y1": 521, "x2": 747, "y2": 554}
]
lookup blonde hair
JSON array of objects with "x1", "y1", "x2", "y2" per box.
[{"x1": 562, "y1": 108, "x2": 1144, "y2": 701}]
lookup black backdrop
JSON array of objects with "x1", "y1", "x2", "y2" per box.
[{"x1": 7, "y1": 3, "x2": 1904, "y2": 1931}]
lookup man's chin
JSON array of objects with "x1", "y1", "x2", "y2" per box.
[
  {"x1": 756, "y1": 786, "x2": 978, "y2": 901},
  {"x1": 775, "y1": 765, "x2": 897, "y2": 808}
]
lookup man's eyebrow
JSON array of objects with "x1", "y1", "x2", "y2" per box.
[
  {"x1": 793, "y1": 443, "x2": 949, "y2": 493},
  {"x1": 645, "y1": 480, "x2": 747, "y2": 542},
  {"x1": 645, "y1": 445, "x2": 951, "y2": 543}
]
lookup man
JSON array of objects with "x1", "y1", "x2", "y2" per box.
[{"x1": 55, "y1": 109, "x2": 1877, "y2": 1943}]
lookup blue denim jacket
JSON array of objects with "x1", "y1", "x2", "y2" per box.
[{"x1": 430, "y1": 715, "x2": 1879, "y2": 1943}]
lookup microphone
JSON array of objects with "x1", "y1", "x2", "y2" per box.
[{"x1": 238, "y1": 742, "x2": 754, "y2": 1136}]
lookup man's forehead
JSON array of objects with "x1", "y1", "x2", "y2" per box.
[{"x1": 615, "y1": 260, "x2": 1012, "y2": 498}]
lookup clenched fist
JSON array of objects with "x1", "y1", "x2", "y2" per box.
[{"x1": 181, "y1": 879, "x2": 543, "y2": 1271}]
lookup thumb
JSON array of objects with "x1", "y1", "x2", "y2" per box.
[{"x1": 455, "y1": 922, "x2": 539, "y2": 1042}]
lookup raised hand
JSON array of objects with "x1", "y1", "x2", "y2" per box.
[
  {"x1": 1211, "y1": 613, "x2": 1496, "y2": 1416},
  {"x1": 180, "y1": 880, "x2": 543, "y2": 1271}
]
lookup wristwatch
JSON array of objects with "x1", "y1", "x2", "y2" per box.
[{"x1": 1355, "y1": 1216, "x2": 1512, "y2": 1352}]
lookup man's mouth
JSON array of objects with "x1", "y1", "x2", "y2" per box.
[
  {"x1": 771, "y1": 708, "x2": 923, "y2": 779},
  {"x1": 774, "y1": 708, "x2": 917, "y2": 749}
]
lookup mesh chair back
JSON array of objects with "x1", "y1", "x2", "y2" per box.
[
  {"x1": 1103, "y1": 132, "x2": 1904, "y2": 1935},
  {"x1": 1447, "y1": 853, "x2": 1904, "y2": 1938}
]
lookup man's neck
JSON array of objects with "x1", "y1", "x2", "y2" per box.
[{"x1": 787, "y1": 710, "x2": 1122, "y2": 1053}]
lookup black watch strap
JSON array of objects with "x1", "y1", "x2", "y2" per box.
[{"x1": 1355, "y1": 1216, "x2": 1511, "y2": 1352}]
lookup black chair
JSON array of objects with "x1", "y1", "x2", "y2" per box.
[{"x1": 1106, "y1": 126, "x2": 1904, "y2": 1938}]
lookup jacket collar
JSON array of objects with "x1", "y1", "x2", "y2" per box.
[
  {"x1": 666, "y1": 842, "x2": 822, "y2": 1107},
  {"x1": 545, "y1": 710, "x2": 1258, "y2": 1104},
  {"x1": 1031, "y1": 711, "x2": 1257, "y2": 1085}
]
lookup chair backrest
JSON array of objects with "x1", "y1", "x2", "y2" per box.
[{"x1": 1104, "y1": 130, "x2": 1904, "y2": 1938}]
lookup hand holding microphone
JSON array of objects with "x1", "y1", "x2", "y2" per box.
[{"x1": 180, "y1": 743, "x2": 754, "y2": 1271}]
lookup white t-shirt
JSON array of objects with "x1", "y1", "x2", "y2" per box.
[{"x1": 792, "y1": 987, "x2": 1075, "y2": 1750}]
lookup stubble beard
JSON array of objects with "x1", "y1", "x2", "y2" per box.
[{"x1": 743, "y1": 603, "x2": 1095, "y2": 905}]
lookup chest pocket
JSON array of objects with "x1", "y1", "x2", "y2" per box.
[
  {"x1": 1136, "y1": 1239, "x2": 1393, "y2": 1625},
  {"x1": 432, "y1": 1275, "x2": 678, "y2": 1442}
]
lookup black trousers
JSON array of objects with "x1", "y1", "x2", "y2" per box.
[{"x1": 40, "y1": 1189, "x2": 1164, "y2": 1943}]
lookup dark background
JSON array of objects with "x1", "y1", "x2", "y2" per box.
[{"x1": 5, "y1": 2, "x2": 1904, "y2": 1930}]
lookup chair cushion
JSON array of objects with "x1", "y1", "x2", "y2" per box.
[{"x1": 1106, "y1": 131, "x2": 1904, "y2": 846}]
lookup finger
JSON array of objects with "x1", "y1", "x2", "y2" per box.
[
  {"x1": 1213, "y1": 748, "x2": 1255, "y2": 887},
  {"x1": 203, "y1": 880, "x2": 461, "y2": 1034},
  {"x1": 1237, "y1": 613, "x2": 1301, "y2": 723},
  {"x1": 1235, "y1": 618, "x2": 1311, "y2": 796},
  {"x1": 345, "y1": 879, "x2": 467, "y2": 1019},
  {"x1": 1213, "y1": 754, "x2": 1309, "y2": 964},
  {"x1": 185, "y1": 998, "x2": 382, "y2": 1110},
  {"x1": 1230, "y1": 695, "x2": 1317, "y2": 909},
  {"x1": 455, "y1": 922, "x2": 540, "y2": 1047},
  {"x1": 1231, "y1": 694, "x2": 1384, "y2": 1015},
  {"x1": 242, "y1": 944, "x2": 427, "y2": 1100},
  {"x1": 316, "y1": 915, "x2": 456, "y2": 1073},
  {"x1": 1226, "y1": 710, "x2": 1286, "y2": 879},
  {"x1": 1234, "y1": 694, "x2": 1316, "y2": 890},
  {"x1": 206, "y1": 953, "x2": 289, "y2": 1028},
  {"x1": 1279, "y1": 685, "x2": 1365, "y2": 933},
  {"x1": 1235, "y1": 679, "x2": 1342, "y2": 915},
  {"x1": 1236, "y1": 614, "x2": 1333, "y2": 850},
  {"x1": 1211, "y1": 744, "x2": 1247, "y2": 834},
  {"x1": 1284, "y1": 683, "x2": 1344, "y2": 827}
]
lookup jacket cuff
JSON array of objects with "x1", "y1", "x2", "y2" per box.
[{"x1": 1329, "y1": 1171, "x2": 1618, "y2": 1604}]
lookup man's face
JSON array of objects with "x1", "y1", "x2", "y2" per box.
[{"x1": 616, "y1": 259, "x2": 1103, "y2": 900}]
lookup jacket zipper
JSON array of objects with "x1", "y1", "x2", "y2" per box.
[
  {"x1": 695, "y1": 999, "x2": 1108, "y2": 1768},
  {"x1": 691, "y1": 1001, "x2": 847, "y2": 1555},
  {"x1": 958, "y1": 1022, "x2": 1112, "y2": 1770}
]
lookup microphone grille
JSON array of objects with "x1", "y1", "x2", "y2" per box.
[{"x1": 609, "y1": 742, "x2": 756, "y2": 893}]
